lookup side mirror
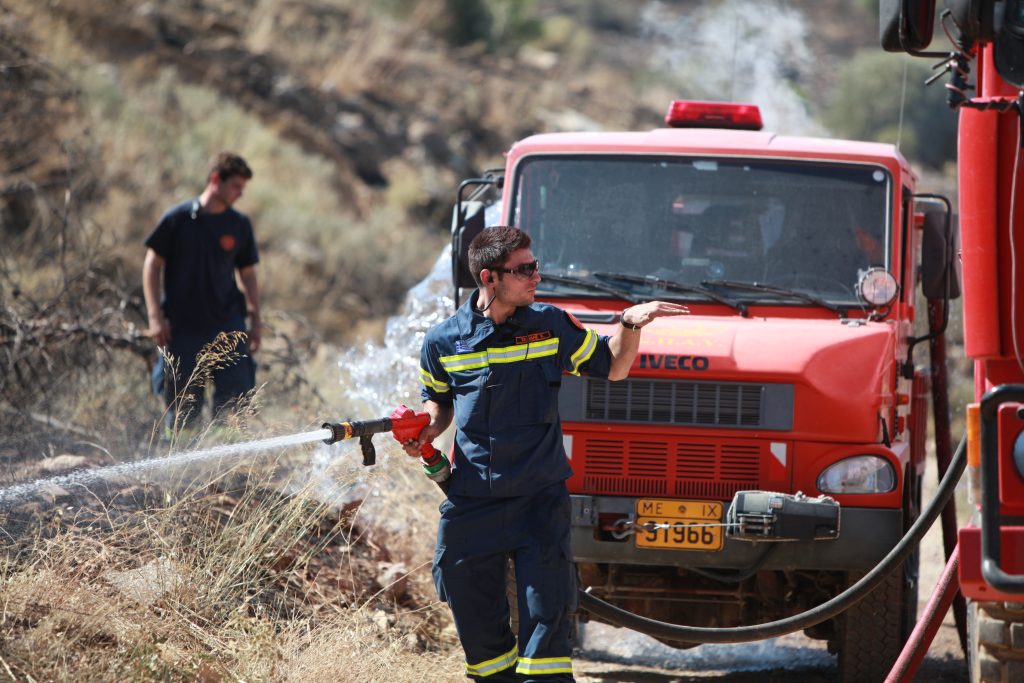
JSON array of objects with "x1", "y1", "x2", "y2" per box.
[
  {"x1": 451, "y1": 200, "x2": 486, "y2": 290},
  {"x1": 920, "y1": 207, "x2": 961, "y2": 300},
  {"x1": 450, "y1": 173, "x2": 503, "y2": 307},
  {"x1": 880, "y1": 0, "x2": 936, "y2": 52}
]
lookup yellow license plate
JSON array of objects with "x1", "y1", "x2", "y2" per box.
[{"x1": 634, "y1": 498, "x2": 725, "y2": 551}]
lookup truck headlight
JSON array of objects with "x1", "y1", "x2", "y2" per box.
[{"x1": 817, "y1": 456, "x2": 896, "y2": 494}]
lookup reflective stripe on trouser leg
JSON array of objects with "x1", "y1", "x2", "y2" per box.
[
  {"x1": 516, "y1": 656, "x2": 574, "y2": 676},
  {"x1": 465, "y1": 645, "x2": 518, "y2": 678}
]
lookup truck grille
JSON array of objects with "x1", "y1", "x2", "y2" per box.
[
  {"x1": 566, "y1": 377, "x2": 793, "y2": 430},
  {"x1": 574, "y1": 436, "x2": 762, "y2": 499},
  {"x1": 587, "y1": 379, "x2": 763, "y2": 425}
]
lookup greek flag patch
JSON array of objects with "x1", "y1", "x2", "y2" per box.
[{"x1": 454, "y1": 339, "x2": 474, "y2": 354}]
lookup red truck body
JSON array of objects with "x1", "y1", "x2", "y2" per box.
[{"x1": 953, "y1": 45, "x2": 1024, "y2": 607}]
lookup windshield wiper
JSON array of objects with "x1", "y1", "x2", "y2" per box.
[
  {"x1": 539, "y1": 273, "x2": 642, "y2": 303},
  {"x1": 594, "y1": 272, "x2": 748, "y2": 317},
  {"x1": 701, "y1": 279, "x2": 848, "y2": 317}
]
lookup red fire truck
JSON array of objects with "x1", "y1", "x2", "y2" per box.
[
  {"x1": 450, "y1": 99, "x2": 958, "y2": 681},
  {"x1": 882, "y1": 1, "x2": 1024, "y2": 680}
]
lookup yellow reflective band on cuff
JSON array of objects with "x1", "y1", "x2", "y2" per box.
[
  {"x1": 515, "y1": 656, "x2": 574, "y2": 676},
  {"x1": 568, "y1": 329, "x2": 597, "y2": 375},
  {"x1": 418, "y1": 367, "x2": 450, "y2": 393},
  {"x1": 465, "y1": 645, "x2": 519, "y2": 677},
  {"x1": 440, "y1": 338, "x2": 560, "y2": 373}
]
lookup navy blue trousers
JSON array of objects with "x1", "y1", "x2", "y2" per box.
[
  {"x1": 151, "y1": 324, "x2": 255, "y2": 431},
  {"x1": 433, "y1": 481, "x2": 577, "y2": 682}
]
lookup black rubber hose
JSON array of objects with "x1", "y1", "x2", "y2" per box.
[
  {"x1": 578, "y1": 434, "x2": 967, "y2": 644},
  {"x1": 686, "y1": 542, "x2": 780, "y2": 584}
]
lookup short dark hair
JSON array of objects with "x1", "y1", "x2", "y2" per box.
[
  {"x1": 209, "y1": 151, "x2": 253, "y2": 182},
  {"x1": 468, "y1": 226, "x2": 532, "y2": 287}
]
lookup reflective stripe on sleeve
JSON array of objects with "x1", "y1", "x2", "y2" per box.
[
  {"x1": 465, "y1": 645, "x2": 518, "y2": 678},
  {"x1": 515, "y1": 656, "x2": 574, "y2": 676},
  {"x1": 568, "y1": 329, "x2": 598, "y2": 375},
  {"x1": 418, "y1": 367, "x2": 450, "y2": 393}
]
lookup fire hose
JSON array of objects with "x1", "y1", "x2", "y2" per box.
[{"x1": 323, "y1": 405, "x2": 966, "y2": 645}]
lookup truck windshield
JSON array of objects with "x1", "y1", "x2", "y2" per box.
[{"x1": 511, "y1": 156, "x2": 891, "y2": 304}]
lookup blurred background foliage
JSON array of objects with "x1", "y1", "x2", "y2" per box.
[{"x1": 825, "y1": 50, "x2": 959, "y2": 172}]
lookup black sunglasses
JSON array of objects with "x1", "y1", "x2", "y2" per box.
[{"x1": 493, "y1": 260, "x2": 539, "y2": 278}]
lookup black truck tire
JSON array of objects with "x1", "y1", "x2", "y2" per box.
[
  {"x1": 837, "y1": 558, "x2": 917, "y2": 683},
  {"x1": 968, "y1": 600, "x2": 1024, "y2": 682}
]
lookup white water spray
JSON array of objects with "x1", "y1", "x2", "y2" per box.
[
  {"x1": 314, "y1": 248, "x2": 455, "y2": 476},
  {"x1": 298, "y1": 248, "x2": 456, "y2": 524},
  {"x1": 641, "y1": 0, "x2": 825, "y2": 136},
  {"x1": 0, "y1": 428, "x2": 331, "y2": 507}
]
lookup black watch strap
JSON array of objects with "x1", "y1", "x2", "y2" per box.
[{"x1": 620, "y1": 317, "x2": 642, "y2": 331}]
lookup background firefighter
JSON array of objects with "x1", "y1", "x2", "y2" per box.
[{"x1": 143, "y1": 151, "x2": 262, "y2": 435}]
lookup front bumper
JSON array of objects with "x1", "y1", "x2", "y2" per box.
[{"x1": 571, "y1": 494, "x2": 904, "y2": 572}]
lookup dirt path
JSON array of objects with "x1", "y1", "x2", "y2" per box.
[{"x1": 574, "y1": 454, "x2": 969, "y2": 681}]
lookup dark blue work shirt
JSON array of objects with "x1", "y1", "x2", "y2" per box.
[
  {"x1": 420, "y1": 294, "x2": 612, "y2": 498},
  {"x1": 145, "y1": 199, "x2": 259, "y2": 333}
]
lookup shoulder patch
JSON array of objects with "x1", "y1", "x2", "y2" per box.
[{"x1": 565, "y1": 311, "x2": 585, "y2": 331}]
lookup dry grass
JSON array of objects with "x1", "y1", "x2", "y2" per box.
[{"x1": 0, "y1": 439, "x2": 456, "y2": 682}]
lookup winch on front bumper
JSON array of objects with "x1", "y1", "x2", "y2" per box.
[{"x1": 570, "y1": 492, "x2": 903, "y2": 571}]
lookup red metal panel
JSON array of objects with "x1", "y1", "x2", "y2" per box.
[
  {"x1": 958, "y1": 105, "x2": 1002, "y2": 359},
  {"x1": 577, "y1": 316, "x2": 892, "y2": 443},
  {"x1": 958, "y1": 526, "x2": 1024, "y2": 601},
  {"x1": 995, "y1": 105, "x2": 1024, "y2": 367},
  {"x1": 566, "y1": 431, "x2": 765, "y2": 500}
]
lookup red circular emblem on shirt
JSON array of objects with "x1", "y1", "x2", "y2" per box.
[
  {"x1": 566, "y1": 312, "x2": 585, "y2": 330},
  {"x1": 219, "y1": 234, "x2": 236, "y2": 251}
]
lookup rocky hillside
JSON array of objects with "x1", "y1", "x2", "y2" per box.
[
  {"x1": 0, "y1": 0, "x2": 883, "y2": 315},
  {"x1": 0, "y1": 0, "x2": 891, "y2": 454}
]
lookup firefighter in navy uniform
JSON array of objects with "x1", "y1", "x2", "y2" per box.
[{"x1": 403, "y1": 226, "x2": 688, "y2": 682}]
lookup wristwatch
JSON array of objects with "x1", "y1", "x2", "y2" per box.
[{"x1": 620, "y1": 316, "x2": 642, "y2": 331}]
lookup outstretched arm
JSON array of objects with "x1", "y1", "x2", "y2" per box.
[{"x1": 607, "y1": 301, "x2": 691, "y2": 380}]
